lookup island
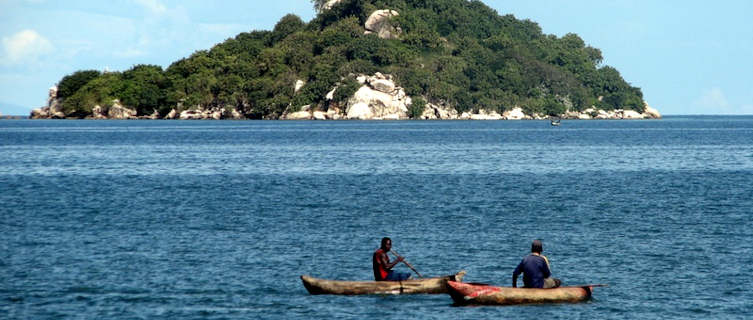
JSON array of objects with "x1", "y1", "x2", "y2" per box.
[{"x1": 31, "y1": 0, "x2": 661, "y2": 120}]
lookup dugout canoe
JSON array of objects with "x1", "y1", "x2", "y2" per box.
[
  {"x1": 300, "y1": 271, "x2": 466, "y2": 295},
  {"x1": 447, "y1": 281, "x2": 600, "y2": 306}
]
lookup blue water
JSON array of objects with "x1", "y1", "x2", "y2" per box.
[{"x1": 1, "y1": 117, "x2": 752, "y2": 319}]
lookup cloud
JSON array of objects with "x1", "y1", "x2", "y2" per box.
[
  {"x1": 134, "y1": 0, "x2": 167, "y2": 15},
  {"x1": 113, "y1": 48, "x2": 147, "y2": 58},
  {"x1": 198, "y1": 23, "x2": 250, "y2": 37},
  {"x1": 1, "y1": 29, "x2": 53, "y2": 65},
  {"x1": 694, "y1": 87, "x2": 753, "y2": 115},
  {"x1": 696, "y1": 87, "x2": 729, "y2": 109}
]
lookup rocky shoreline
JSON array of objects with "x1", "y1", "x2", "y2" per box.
[{"x1": 30, "y1": 72, "x2": 661, "y2": 121}]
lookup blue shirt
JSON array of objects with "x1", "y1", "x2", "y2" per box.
[{"x1": 513, "y1": 254, "x2": 551, "y2": 288}]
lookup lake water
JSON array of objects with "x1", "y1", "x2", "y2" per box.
[{"x1": 1, "y1": 117, "x2": 752, "y2": 319}]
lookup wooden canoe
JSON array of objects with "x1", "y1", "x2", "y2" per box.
[
  {"x1": 301, "y1": 271, "x2": 466, "y2": 295},
  {"x1": 447, "y1": 281, "x2": 598, "y2": 306}
]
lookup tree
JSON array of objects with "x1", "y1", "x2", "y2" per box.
[
  {"x1": 408, "y1": 96, "x2": 427, "y2": 119},
  {"x1": 57, "y1": 70, "x2": 102, "y2": 100},
  {"x1": 268, "y1": 14, "x2": 306, "y2": 46},
  {"x1": 312, "y1": 0, "x2": 329, "y2": 12},
  {"x1": 60, "y1": 73, "x2": 122, "y2": 117},
  {"x1": 118, "y1": 65, "x2": 168, "y2": 115}
]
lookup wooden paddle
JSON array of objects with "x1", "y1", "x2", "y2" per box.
[{"x1": 390, "y1": 249, "x2": 423, "y2": 278}]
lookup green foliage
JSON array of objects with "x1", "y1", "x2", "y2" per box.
[
  {"x1": 57, "y1": 0, "x2": 645, "y2": 119},
  {"x1": 118, "y1": 64, "x2": 170, "y2": 115},
  {"x1": 408, "y1": 96, "x2": 426, "y2": 119},
  {"x1": 332, "y1": 77, "x2": 361, "y2": 105},
  {"x1": 268, "y1": 14, "x2": 306, "y2": 46},
  {"x1": 60, "y1": 73, "x2": 121, "y2": 117},
  {"x1": 57, "y1": 70, "x2": 101, "y2": 100}
]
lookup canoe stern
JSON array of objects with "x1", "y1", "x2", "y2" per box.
[{"x1": 447, "y1": 281, "x2": 594, "y2": 306}]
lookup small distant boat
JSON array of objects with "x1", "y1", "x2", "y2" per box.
[
  {"x1": 447, "y1": 281, "x2": 601, "y2": 306},
  {"x1": 550, "y1": 117, "x2": 561, "y2": 126},
  {"x1": 300, "y1": 271, "x2": 466, "y2": 295}
]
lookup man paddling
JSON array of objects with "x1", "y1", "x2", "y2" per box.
[
  {"x1": 373, "y1": 237, "x2": 411, "y2": 281},
  {"x1": 512, "y1": 240, "x2": 562, "y2": 288}
]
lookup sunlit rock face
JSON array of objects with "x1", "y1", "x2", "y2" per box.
[
  {"x1": 420, "y1": 103, "x2": 458, "y2": 120},
  {"x1": 107, "y1": 100, "x2": 137, "y2": 119},
  {"x1": 30, "y1": 86, "x2": 64, "y2": 119},
  {"x1": 364, "y1": 10, "x2": 401, "y2": 40},
  {"x1": 345, "y1": 73, "x2": 410, "y2": 120},
  {"x1": 503, "y1": 107, "x2": 526, "y2": 120},
  {"x1": 643, "y1": 104, "x2": 662, "y2": 119},
  {"x1": 321, "y1": 0, "x2": 342, "y2": 11}
]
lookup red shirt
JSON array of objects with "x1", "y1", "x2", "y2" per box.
[{"x1": 373, "y1": 248, "x2": 389, "y2": 281}]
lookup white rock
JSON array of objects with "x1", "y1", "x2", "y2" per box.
[
  {"x1": 623, "y1": 110, "x2": 643, "y2": 119},
  {"x1": 294, "y1": 80, "x2": 305, "y2": 94},
  {"x1": 364, "y1": 10, "x2": 401, "y2": 39},
  {"x1": 108, "y1": 100, "x2": 137, "y2": 119},
  {"x1": 321, "y1": 0, "x2": 342, "y2": 10},
  {"x1": 420, "y1": 103, "x2": 457, "y2": 120},
  {"x1": 48, "y1": 86, "x2": 58, "y2": 105},
  {"x1": 437, "y1": 106, "x2": 458, "y2": 119},
  {"x1": 503, "y1": 107, "x2": 525, "y2": 120},
  {"x1": 326, "y1": 107, "x2": 342, "y2": 120},
  {"x1": 284, "y1": 105, "x2": 312, "y2": 120},
  {"x1": 325, "y1": 87, "x2": 337, "y2": 100},
  {"x1": 313, "y1": 111, "x2": 327, "y2": 120},
  {"x1": 421, "y1": 106, "x2": 438, "y2": 119},
  {"x1": 643, "y1": 104, "x2": 662, "y2": 119},
  {"x1": 91, "y1": 105, "x2": 107, "y2": 119},
  {"x1": 347, "y1": 102, "x2": 372, "y2": 120},
  {"x1": 285, "y1": 111, "x2": 312, "y2": 120},
  {"x1": 370, "y1": 79, "x2": 395, "y2": 93},
  {"x1": 595, "y1": 112, "x2": 611, "y2": 119},
  {"x1": 532, "y1": 113, "x2": 547, "y2": 120},
  {"x1": 471, "y1": 109, "x2": 503, "y2": 120},
  {"x1": 145, "y1": 110, "x2": 160, "y2": 120},
  {"x1": 47, "y1": 96, "x2": 65, "y2": 118},
  {"x1": 30, "y1": 108, "x2": 48, "y2": 119},
  {"x1": 395, "y1": 88, "x2": 406, "y2": 100},
  {"x1": 346, "y1": 85, "x2": 409, "y2": 119},
  {"x1": 565, "y1": 110, "x2": 581, "y2": 119},
  {"x1": 179, "y1": 110, "x2": 203, "y2": 120},
  {"x1": 221, "y1": 107, "x2": 243, "y2": 119}
]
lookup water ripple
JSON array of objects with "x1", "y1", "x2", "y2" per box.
[{"x1": 2, "y1": 118, "x2": 752, "y2": 319}]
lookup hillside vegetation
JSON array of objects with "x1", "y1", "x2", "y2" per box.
[{"x1": 53, "y1": 0, "x2": 645, "y2": 119}]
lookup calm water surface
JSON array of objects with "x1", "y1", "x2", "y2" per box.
[{"x1": 1, "y1": 116, "x2": 752, "y2": 319}]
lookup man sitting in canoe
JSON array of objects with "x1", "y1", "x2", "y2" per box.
[
  {"x1": 512, "y1": 240, "x2": 562, "y2": 288},
  {"x1": 373, "y1": 237, "x2": 411, "y2": 281}
]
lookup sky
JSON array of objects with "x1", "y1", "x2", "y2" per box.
[{"x1": 1, "y1": 0, "x2": 751, "y2": 116}]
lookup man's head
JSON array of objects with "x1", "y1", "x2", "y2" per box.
[
  {"x1": 531, "y1": 240, "x2": 543, "y2": 253},
  {"x1": 380, "y1": 237, "x2": 392, "y2": 252}
]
